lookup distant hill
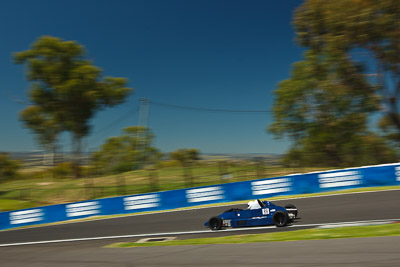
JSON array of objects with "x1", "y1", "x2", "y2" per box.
[
  {"x1": 3, "y1": 151, "x2": 89, "y2": 168},
  {"x1": 200, "y1": 153, "x2": 282, "y2": 161},
  {"x1": 3, "y1": 151, "x2": 282, "y2": 168}
]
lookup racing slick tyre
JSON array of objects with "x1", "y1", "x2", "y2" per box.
[
  {"x1": 284, "y1": 204, "x2": 298, "y2": 218},
  {"x1": 273, "y1": 211, "x2": 289, "y2": 227},
  {"x1": 209, "y1": 216, "x2": 223, "y2": 230}
]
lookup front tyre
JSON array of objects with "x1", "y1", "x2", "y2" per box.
[
  {"x1": 273, "y1": 211, "x2": 289, "y2": 227},
  {"x1": 208, "y1": 216, "x2": 223, "y2": 230}
]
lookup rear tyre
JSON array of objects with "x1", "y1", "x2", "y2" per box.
[
  {"x1": 273, "y1": 211, "x2": 288, "y2": 227},
  {"x1": 208, "y1": 216, "x2": 223, "y2": 230},
  {"x1": 284, "y1": 204, "x2": 298, "y2": 218}
]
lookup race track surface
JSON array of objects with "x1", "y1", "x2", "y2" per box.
[
  {"x1": 1, "y1": 236, "x2": 399, "y2": 266},
  {"x1": 1, "y1": 190, "x2": 400, "y2": 266},
  {"x1": 1, "y1": 189, "x2": 399, "y2": 245}
]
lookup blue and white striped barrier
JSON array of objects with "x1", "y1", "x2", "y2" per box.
[{"x1": 1, "y1": 162, "x2": 399, "y2": 231}]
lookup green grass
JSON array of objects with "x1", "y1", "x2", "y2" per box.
[
  {"x1": 1, "y1": 161, "x2": 398, "y2": 212},
  {"x1": 0, "y1": 199, "x2": 37, "y2": 211},
  {"x1": 106, "y1": 222, "x2": 400, "y2": 248},
  {"x1": 0, "y1": 163, "x2": 332, "y2": 211}
]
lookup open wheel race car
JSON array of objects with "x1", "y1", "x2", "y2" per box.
[{"x1": 205, "y1": 199, "x2": 298, "y2": 230}]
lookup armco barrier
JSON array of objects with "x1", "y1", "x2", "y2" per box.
[{"x1": 1, "y1": 163, "x2": 399, "y2": 231}]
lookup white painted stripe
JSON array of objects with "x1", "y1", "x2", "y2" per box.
[
  {"x1": 67, "y1": 210, "x2": 99, "y2": 217},
  {"x1": 253, "y1": 187, "x2": 291, "y2": 195},
  {"x1": 187, "y1": 187, "x2": 222, "y2": 193},
  {"x1": 318, "y1": 221, "x2": 393, "y2": 229},
  {"x1": 186, "y1": 190, "x2": 224, "y2": 198},
  {"x1": 9, "y1": 209, "x2": 44, "y2": 225},
  {"x1": 1, "y1": 218, "x2": 399, "y2": 247},
  {"x1": 3, "y1": 188, "x2": 400, "y2": 232},
  {"x1": 124, "y1": 199, "x2": 159, "y2": 205},
  {"x1": 125, "y1": 203, "x2": 159, "y2": 210},
  {"x1": 124, "y1": 195, "x2": 159, "y2": 201},
  {"x1": 252, "y1": 178, "x2": 290, "y2": 185},
  {"x1": 320, "y1": 180, "x2": 361, "y2": 188},
  {"x1": 9, "y1": 209, "x2": 42, "y2": 216},
  {"x1": 10, "y1": 212, "x2": 43, "y2": 220},
  {"x1": 67, "y1": 202, "x2": 99, "y2": 208},
  {"x1": 187, "y1": 195, "x2": 224, "y2": 203},
  {"x1": 67, "y1": 205, "x2": 101, "y2": 213},
  {"x1": 252, "y1": 182, "x2": 292, "y2": 190},
  {"x1": 319, "y1": 171, "x2": 359, "y2": 178},
  {"x1": 396, "y1": 167, "x2": 400, "y2": 181},
  {"x1": 319, "y1": 176, "x2": 361, "y2": 184},
  {"x1": 286, "y1": 219, "x2": 400, "y2": 229},
  {"x1": 10, "y1": 217, "x2": 43, "y2": 225}
]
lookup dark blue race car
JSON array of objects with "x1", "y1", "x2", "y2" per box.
[{"x1": 205, "y1": 199, "x2": 298, "y2": 230}]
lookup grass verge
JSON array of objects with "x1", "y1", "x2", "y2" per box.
[
  {"x1": 0, "y1": 165, "x2": 331, "y2": 211},
  {"x1": 106, "y1": 222, "x2": 400, "y2": 248}
]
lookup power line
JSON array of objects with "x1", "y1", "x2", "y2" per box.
[
  {"x1": 91, "y1": 106, "x2": 140, "y2": 143},
  {"x1": 89, "y1": 98, "x2": 271, "y2": 147},
  {"x1": 150, "y1": 100, "x2": 272, "y2": 113}
]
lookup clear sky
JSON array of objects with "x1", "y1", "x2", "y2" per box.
[{"x1": 0, "y1": 0, "x2": 304, "y2": 154}]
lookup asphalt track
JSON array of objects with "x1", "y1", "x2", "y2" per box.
[
  {"x1": 1, "y1": 190, "x2": 400, "y2": 266},
  {"x1": 1, "y1": 189, "x2": 399, "y2": 246},
  {"x1": 1, "y1": 236, "x2": 399, "y2": 266}
]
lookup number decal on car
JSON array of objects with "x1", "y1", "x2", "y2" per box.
[
  {"x1": 223, "y1": 219, "x2": 231, "y2": 227},
  {"x1": 262, "y1": 208, "x2": 269, "y2": 215}
]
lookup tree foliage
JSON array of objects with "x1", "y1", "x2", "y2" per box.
[
  {"x1": 14, "y1": 36, "x2": 133, "y2": 176},
  {"x1": 170, "y1": 148, "x2": 200, "y2": 166},
  {"x1": 91, "y1": 126, "x2": 161, "y2": 174},
  {"x1": 379, "y1": 114, "x2": 400, "y2": 151},
  {"x1": 294, "y1": 0, "x2": 400, "y2": 131},
  {"x1": 269, "y1": 0, "x2": 399, "y2": 166},
  {"x1": 20, "y1": 106, "x2": 60, "y2": 168}
]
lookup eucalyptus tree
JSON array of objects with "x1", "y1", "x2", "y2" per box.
[
  {"x1": 15, "y1": 36, "x2": 133, "y2": 177},
  {"x1": 294, "y1": 0, "x2": 400, "y2": 130},
  {"x1": 269, "y1": 0, "x2": 399, "y2": 166},
  {"x1": 269, "y1": 50, "x2": 396, "y2": 166},
  {"x1": 91, "y1": 126, "x2": 161, "y2": 174},
  {"x1": 20, "y1": 106, "x2": 60, "y2": 171}
]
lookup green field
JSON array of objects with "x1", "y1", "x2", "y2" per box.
[
  {"x1": 106, "y1": 223, "x2": 400, "y2": 248},
  {"x1": 0, "y1": 162, "x2": 331, "y2": 212}
]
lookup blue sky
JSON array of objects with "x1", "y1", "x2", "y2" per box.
[{"x1": 0, "y1": 0, "x2": 304, "y2": 154}]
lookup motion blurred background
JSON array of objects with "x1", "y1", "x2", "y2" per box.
[{"x1": 0, "y1": 0, "x2": 399, "y2": 212}]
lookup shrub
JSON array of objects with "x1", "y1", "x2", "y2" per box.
[
  {"x1": 52, "y1": 162, "x2": 75, "y2": 178},
  {"x1": 0, "y1": 153, "x2": 20, "y2": 183}
]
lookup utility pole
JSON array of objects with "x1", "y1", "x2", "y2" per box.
[
  {"x1": 138, "y1": 98, "x2": 150, "y2": 129},
  {"x1": 137, "y1": 98, "x2": 150, "y2": 169}
]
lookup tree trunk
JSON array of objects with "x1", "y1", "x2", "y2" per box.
[
  {"x1": 50, "y1": 144, "x2": 56, "y2": 180},
  {"x1": 72, "y1": 135, "x2": 82, "y2": 178},
  {"x1": 182, "y1": 163, "x2": 193, "y2": 188},
  {"x1": 148, "y1": 168, "x2": 158, "y2": 192},
  {"x1": 376, "y1": 58, "x2": 400, "y2": 132}
]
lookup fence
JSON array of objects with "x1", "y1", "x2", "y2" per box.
[
  {"x1": 1, "y1": 162, "x2": 399, "y2": 231},
  {"x1": 0, "y1": 160, "x2": 279, "y2": 205}
]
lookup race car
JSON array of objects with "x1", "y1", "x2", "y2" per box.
[{"x1": 204, "y1": 199, "x2": 298, "y2": 230}]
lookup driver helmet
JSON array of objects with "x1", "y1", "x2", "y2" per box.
[{"x1": 247, "y1": 200, "x2": 261, "y2": 210}]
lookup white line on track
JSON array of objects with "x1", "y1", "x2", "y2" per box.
[{"x1": 0, "y1": 218, "x2": 399, "y2": 247}]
